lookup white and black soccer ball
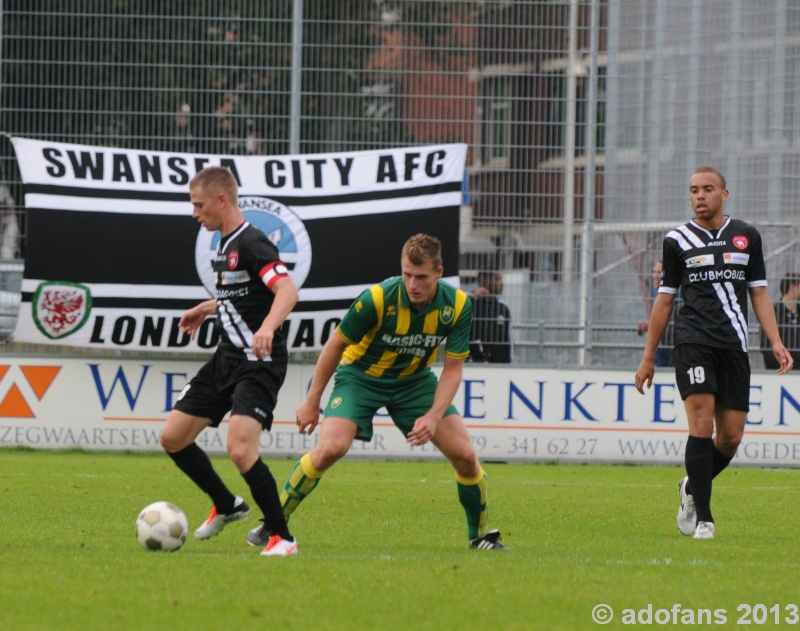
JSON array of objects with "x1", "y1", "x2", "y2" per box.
[{"x1": 135, "y1": 501, "x2": 189, "y2": 552}]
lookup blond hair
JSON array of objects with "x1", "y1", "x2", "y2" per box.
[
  {"x1": 401, "y1": 233, "x2": 442, "y2": 269},
  {"x1": 190, "y1": 166, "x2": 238, "y2": 204}
]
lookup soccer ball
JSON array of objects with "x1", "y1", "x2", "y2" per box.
[{"x1": 135, "y1": 501, "x2": 189, "y2": 552}]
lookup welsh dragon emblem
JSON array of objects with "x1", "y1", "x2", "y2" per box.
[{"x1": 32, "y1": 282, "x2": 92, "y2": 339}]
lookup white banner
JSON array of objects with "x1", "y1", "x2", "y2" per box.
[
  {"x1": 2, "y1": 357, "x2": 800, "y2": 467},
  {"x1": 10, "y1": 137, "x2": 466, "y2": 352}
]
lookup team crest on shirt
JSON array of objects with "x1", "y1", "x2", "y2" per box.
[
  {"x1": 194, "y1": 196, "x2": 311, "y2": 296},
  {"x1": 439, "y1": 306, "x2": 454, "y2": 325},
  {"x1": 228, "y1": 250, "x2": 239, "y2": 270},
  {"x1": 733, "y1": 236, "x2": 748, "y2": 250}
]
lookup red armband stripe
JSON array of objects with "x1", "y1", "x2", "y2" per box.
[{"x1": 260, "y1": 261, "x2": 290, "y2": 289}]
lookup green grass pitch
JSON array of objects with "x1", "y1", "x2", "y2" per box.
[{"x1": 1, "y1": 448, "x2": 799, "y2": 630}]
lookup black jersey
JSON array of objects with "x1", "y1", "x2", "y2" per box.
[
  {"x1": 660, "y1": 217, "x2": 767, "y2": 352},
  {"x1": 212, "y1": 222, "x2": 290, "y2": 361},
  {"x1": 469, "y1": 295, "x2": 513, "y2": 363}
]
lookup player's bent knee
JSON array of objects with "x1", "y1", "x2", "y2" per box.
[
  {"x1": 311, "y1": 441, "x2": 349, "y2": 469},
  {"x1": 448, "y1": 451, "x2": 481, "y2": 477},
  {"x1": 159, "y1": 429, "x2": 183, "y2": 453},
  {"x1": 717, "y1": 434, "x2": 742, "y2": 455},
  {"x1": 226, "y1": 444, "x2": 256, "y2": 472}
]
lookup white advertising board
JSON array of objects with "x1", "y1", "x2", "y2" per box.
[{"x1": 1, "y1": 356, "x2": 799, "y2": 466}]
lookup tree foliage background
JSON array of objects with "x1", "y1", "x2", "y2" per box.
[
  {"x1": 1, "y1": 0, "x2": 382, "y2": 154},
  {"x1": 0, "y1": 0, "x2": 481, "y2": 155}
]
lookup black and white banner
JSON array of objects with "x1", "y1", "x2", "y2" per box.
[{"x1": 11, "y1": 137, "x2": 466, "y2": 352}]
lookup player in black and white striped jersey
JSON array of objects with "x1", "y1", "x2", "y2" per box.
[
  {"x1": 635, "y1": 166, "x2": 793, "y2": 540},
  {"x1": 160, "y1": 166, "x2": 299, "y2": 557}
]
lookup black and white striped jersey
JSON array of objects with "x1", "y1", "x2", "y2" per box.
[
  {"x1": 659, "y1": 216, "x2": 767, "y2": 352},
  {"x1": 212, "y1": 221, "x2": 290, "y2": 361}
]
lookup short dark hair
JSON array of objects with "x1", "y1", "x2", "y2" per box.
[
  {"x1": 692, "y1": 166, "x2": 726, "y2": 189},
  {"x1": 780, "y1": 273, "x2": 800, "y2": 295},
  {"x1": 477, "y1": 270, "x2": 500, "y2": 286}
]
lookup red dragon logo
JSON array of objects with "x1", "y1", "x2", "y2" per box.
[
  {"x1": 733, "y1": 236, "x2": 748, "y2": 250},
  {"x1": 32, "y1": 282, "x2": 92, "y2": 339},
  {"x1": 41, "y1": 290, "x2": 83, "y2": 334}
]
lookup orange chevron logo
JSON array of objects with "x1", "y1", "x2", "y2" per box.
[{"x1": 0, "y1": 365, "x2": 62, "y2": 418}]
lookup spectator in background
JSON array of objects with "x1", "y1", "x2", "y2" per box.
[
  {"x1": 0, "y1": 184, "x2": 19, "y2": 260},
  {"x1": 469, "y1": 270, "x2": 513, "y2": 363},
  {"x1": 761, "y1": 272, "x2": 800, "y2": 370},
  {"x1": 637, "y1": 260, "x2": 677, "y2": 367},
  {"x1": 173, "y1": 103, "x2": 196, "y2": 153}
]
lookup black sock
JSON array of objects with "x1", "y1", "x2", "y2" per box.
[
  {"x1": 711, "y1": 444, "x2": 734, "y2": 478},
  {"x1": 685, "y1": 443, "x2": 735, "y2": 497},
  {"x1": 685, "y1": 435, "x2": 714, "y2": 523},
  {"x1": 166, "y1": 443, "x2": 236, "y2": 513},
  {"x1": 243, "y1": 459, "x2": 292, "y2": 541}
]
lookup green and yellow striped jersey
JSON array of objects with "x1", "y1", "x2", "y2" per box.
[{"x1": 336, "y1": 275, "x2": 472, "y2": 382}]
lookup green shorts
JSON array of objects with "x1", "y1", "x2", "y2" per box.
[{"x1": 324, "y1": 369, "x2": 459, "y2": 441}]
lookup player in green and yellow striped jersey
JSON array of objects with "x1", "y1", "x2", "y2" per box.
[{"x1": 249, "y1": 234, "x2": 508, "y2": 550}]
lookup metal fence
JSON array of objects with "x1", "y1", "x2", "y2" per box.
[{"x1": 2, "y1": 0, "x2": 800, "y2": 368}]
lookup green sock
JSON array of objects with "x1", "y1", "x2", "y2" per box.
[
  {"x1": 456, "y1": 469, "x2": 488, "y2": 539},
  {"x1": 281, "y1": 453, "x2": 323, "y2": 520}
]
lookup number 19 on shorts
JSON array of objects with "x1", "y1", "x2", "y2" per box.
[{"x1": 687, "y1": 366, "x2": 705, "y2": 384}]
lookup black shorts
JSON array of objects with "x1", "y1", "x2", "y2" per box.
[
  {"x1": 673, "y1": 344, "x2": 750, "y2": 412},
  {"x1": 172, "y1": 351, "x2": 287, "y2": 429}
]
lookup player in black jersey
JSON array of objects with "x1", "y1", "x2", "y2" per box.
[
  {"x1": 635, "y1": 166, "x2": 793, "y2": 540},
  {"x1": 159, "y1": 166, "x2": 299, "y2": 557}
]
